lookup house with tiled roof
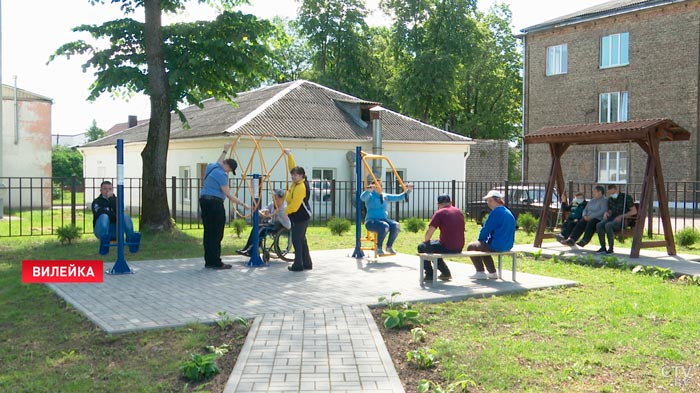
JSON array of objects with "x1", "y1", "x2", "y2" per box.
[
  {"x1": 80, "y1": 80, "x2": 475, "y2": 216},
  {"x1": 519, "y1": 0, "x2": 699, "y2": 185}
]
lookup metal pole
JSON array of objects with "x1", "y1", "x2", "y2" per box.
[
  {"x1": 0, "y1": 0, "x2": 5, "y2": 218},
  {"x1": 352, "y1": 146, "x2": 364, "y2": 258},
  {"x1": 247, "y1": 174, "x2": 264, "y2": 267},
  {"x1": 108, "y1": 139, "x2": 134, "y2": 274}
]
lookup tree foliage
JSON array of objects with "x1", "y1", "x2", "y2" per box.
[
  {"x1": 85, "y1": 120, "x2": 106, "y2": 142},
  {"x1": 50, "y1": 0, "x2": 275, "y2": 232},
  {"x1": 52, "y1": 146, "x2": 83, "y2": 180}
]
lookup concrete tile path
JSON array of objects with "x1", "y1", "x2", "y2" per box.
[{"x1": 47, "y1": 249, "x2": 584, "y2": 392}]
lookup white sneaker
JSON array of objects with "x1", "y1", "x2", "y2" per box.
[
  {"x1": 486, "y1": 272, "x2": 499, "y2": 280},
  {"x1": 469, "y1": 271, "x2": 488, "y2": 280}
]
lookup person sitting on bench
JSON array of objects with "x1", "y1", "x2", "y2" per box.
[
  {"x1": 467, "y1": 190, "x2": 516, "y2": 280},
  {"x1": 556, "y1": 191, "x2": 587, "y2": 242},
  {"x1": 596, "y1": 184, "x2": 637, "y2": 255},
  {"x1": 91, "y1": 180, "x2": 137, "y2": 252},
  {"x1": 417, "y1": 194, "x2": 465, "y2": 282},
  {"x1": 237, "y1": 189, "x2": 291, "y2": 256},
  {"x1": 560, "y1": 185, "x2": 607, "y2": 247}
]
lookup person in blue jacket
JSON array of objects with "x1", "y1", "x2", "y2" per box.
[
  {"x1": 467, "y1": 189, "x2": 516, "y2": 280},
  {"x1": 360, "y1": 179, "x2": 413, "y2": 256}
]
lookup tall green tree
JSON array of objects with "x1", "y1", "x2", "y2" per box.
[
  {"x1": 382, "y1": 0, "x2": 521, "y2": 140},
  {"x1": 85, "y1": 119, "x2": 106, "y2": 142},
  {"x1": 50, "y1": 0, "x2": 274, "y2": 232},
  {"x1": 268, "y1": 18, "x2": 312, "y2": 83},
  {"x1": 52, "y1": 146, "x2": 83, "y2": 180},
  {"x1": 297, "y1": 0, "x2": 375, "y2": 98}
]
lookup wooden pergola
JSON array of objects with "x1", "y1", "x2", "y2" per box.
[{"x1": 523, "y1": 119, "x2": 690, "y2": 258}]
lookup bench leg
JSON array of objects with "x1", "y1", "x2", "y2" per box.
[
  {"x1": 512, "y1": 254, "x2": 517, "y2": 282},
  {"x1": 418, "y1": 257, "x2": 422, "y2": 284},
  {"x1": 497, "y1": 255, "x2": 502, "y2": 280},
  {"x1": 433, "y1": 260, "x2": 438, "y2": 284}
]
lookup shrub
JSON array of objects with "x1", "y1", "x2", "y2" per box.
[
  {"x1": 179, "y1": 352, "x2": 220, "y2": 381},
  {"x1": 231, "y1": 219, "x2": 246, "y2": 238},
  {"x1": 407, "y1": 348, "x2": 437, "y2": 369},
  {"x1": 516, "y1": 212, "x2": 538, "y2": 234},
  {"x1": 327, "y1": 217, "x2": 351, "y2": 236},
  {"x1": 57, "y1": 225, "x2": 81, "y2": 245},
  {"x1": 404, "y1": 217, "x2": 426, "y2": 233},
  {"x1": 675, "y1": 228, "x2": 700, "y2": 248}
]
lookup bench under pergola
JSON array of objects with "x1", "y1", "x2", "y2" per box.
[{"x1": 523, "y1": 119, "x2": 690, "y2": 258}]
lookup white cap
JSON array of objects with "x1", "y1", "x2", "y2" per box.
[{"x1": 482, "y1": 190, "x2": 503, "y2": 200}]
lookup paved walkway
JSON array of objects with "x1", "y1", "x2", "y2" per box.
[{"x1": 53, "y1": 247, "x2": 691, "y2": 392}]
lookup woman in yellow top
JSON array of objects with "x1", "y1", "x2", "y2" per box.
[{"x1": 283, "y1": 149, "x2": 313, "y2": 271}]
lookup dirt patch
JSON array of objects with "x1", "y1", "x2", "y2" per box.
[
  {"x1": 370, "y1": 307, "x2": 448, "y2": 393},
  {"x1": 174, "y1": 323, "x2": 249, "y2": 393}
]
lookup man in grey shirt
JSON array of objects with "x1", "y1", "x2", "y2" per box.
[{"x1": 561, "y1": 185, "x2": 608, "y2": 247}]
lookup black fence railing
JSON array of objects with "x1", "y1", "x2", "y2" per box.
[{"x1": 2, "y1": 176, "x2": 700, "y2": 238}]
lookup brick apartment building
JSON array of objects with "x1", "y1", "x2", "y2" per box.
[{"x1": 519, "y1": 0, "x2": 700, "y2": 186}]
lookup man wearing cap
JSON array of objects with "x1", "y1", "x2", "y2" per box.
[
  {"x1": 237, "y1": 189, "x2": 291, "y2": 256},
  {"x1": 199, "y1": 143, "x2": 250, "y2": 269},
  {"x1": 417, "y1": 194, "x2": 465, "y2": 281},
  {"x1": 467, "y1": 190, "x2": 516, "y2": 279}
]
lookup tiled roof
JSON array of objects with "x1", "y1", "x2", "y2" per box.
[
  {"x1": 82, "y1": 80, "x2": 471, "y2": 147},
  {"x1": 520, "y1": 0, "x2": 688, "y2": 34},
  {"x1": 524, "y1": 118, "x2": 690, "y2": 145}
]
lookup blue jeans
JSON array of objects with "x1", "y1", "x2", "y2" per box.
[
  {"x1": 93, "y1": 214, "x2": 135, "y2": 242},
  {"x1": 365, "y1": 219, "x2": 400, "y2": 251}
]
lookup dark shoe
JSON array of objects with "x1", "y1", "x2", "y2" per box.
[
  {"x1": 303, "y1": 265, "x2": 313, "y2": 270},
  {"x1": 555, "y1": 234, "x2": 565, "y2": 242},
  {"x1": 606, "y1": 248, "x2": 614, "y2": 254},
  {"x1": 206, "y1": 263, "x2": 232, "y2": 270},
  {"x1": 438, "y1": 274, "x2": 452, "y2": 281},
  {"x1": 236, "y1": 248, "x2": 250, "y2": 256},
  {"x1": 128, "y1": 232, "x2": 141, "y2": 253},
  {"x1": 595, "y1": 247, "x2": 607, "y2": 254},
  {"x1": 576, "y1": 241, "x2": 587, "y2": 247},
  {"x1": 563, "y1": 239, "x2": 575, "y2": 246},
  {"x1": 288, "y1": 266, "x2": 303, "y2": 272},
  {"x1": 423, "y1": 275, "x2": 434, "y2": 282},
  {"x1": 99, "y1": 234, "x2": 111, "y2": 255}
]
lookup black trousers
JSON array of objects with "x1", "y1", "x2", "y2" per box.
[
  {"x1": 568, "y1": 218, "x2": 601, "y2": 244},
  {"x1": 290, "y1": 219, "x2": 312, "y2": 270},
  {"x1": 418, "y1": 240, "x2": 455, "y2": 277},
  {"x1": 200, "y1": 197, "x2": 226, "y2": 267}
]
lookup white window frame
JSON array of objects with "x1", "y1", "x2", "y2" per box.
[
  {"x1": 311, "y1": 168, "x2": 334, "y2": 182},
  {"x1": 601, "y1": 32, "x2": 629, "y2": 68},
  {"x1": 598, "y1": 151, "x2": 627, "y2": 184},
  {"x1": 179, "y1": 166, "x2": 191, "y2": 203},
  {"x1": 546, "y1": 44, "x2": 568, "y2": 76},
  {"x1": 599, "y1": 92, "x2": 629, "y2": 123}
]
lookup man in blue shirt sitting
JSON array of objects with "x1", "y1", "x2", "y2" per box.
[{"x1": 467, "y1": 190, "x2": 516, "y2": 280}]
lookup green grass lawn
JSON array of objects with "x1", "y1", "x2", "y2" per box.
[{"x1": 1, "y1": 221, "x2": 700, "y2": 391}]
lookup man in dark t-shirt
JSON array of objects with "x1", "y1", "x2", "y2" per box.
[{"x1": 417, "y1": 194, "x2": 465, "y2": 281}]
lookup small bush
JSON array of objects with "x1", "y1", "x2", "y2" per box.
[
  {"x1": 404, "y1": 217, "x2": 426, "y2": 233},
  {"x1": 180, "y1": 352, "x2": 220, "y2": 381},
  {"x1": 407, "y1": 348, "x2": 437, "y2": 369},
  {"x1": 516, "y1": 212, "x2": 538, "y2": 234},
  {"x1": 327, "y1": 217, "x2": 351, "y2": 236},
  {"x1": 57, "y1": 225, "x2": 81, "y2": 245},
  {"x1": 231, "y1": 219, "x2": 246, "y2": 238},
  {"x1": 675, "y1": 228, "x2": 700, "y2": 248}
]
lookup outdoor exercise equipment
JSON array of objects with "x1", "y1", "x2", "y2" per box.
[
  {"x1": 227, "y1": 134, "x2": 289, "y2": 218},
  {"x1": 227, "y1": 134, "x2": 290, "y2": 266},
  {"x1": 352, "y1": 147, "x2": 408, "y2": 258},
  {"x1": 106, "y1": 139, "x2": 141, "y2": 275}
]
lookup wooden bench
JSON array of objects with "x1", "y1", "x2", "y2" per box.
[{"x1": 417, "y1": 251, "x2": 517, "y2": 284}]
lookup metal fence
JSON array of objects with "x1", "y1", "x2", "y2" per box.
[{"x1": 2, "y1": 176, "x2": 700, "y2": 237}]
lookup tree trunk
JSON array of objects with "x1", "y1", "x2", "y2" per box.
[{"x1": 140, "y1": 0, "x2": 173, "y2": 232}]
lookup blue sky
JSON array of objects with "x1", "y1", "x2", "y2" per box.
[{"x1": 1, "y1": 0, "x2": 605, "y2": 134}]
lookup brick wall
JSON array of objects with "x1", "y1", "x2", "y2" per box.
[
  {"x1": 523, "y1": 0, "x2": 700, "y2": 183},
  {"x1": 465, "y1": 139, "x2": 509, "y2": 182}
]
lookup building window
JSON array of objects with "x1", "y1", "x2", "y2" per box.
[
  {"x1": 599, "y1": 92, "x2": 628, "y2": 123},
  {"x1": 311, "y1": 169, "x2": 334, "y2": 202},
  {"x1": 384, "y1": 170, "x2": 406, "y2": 194},
  {"x1": 179, "y1": 166, "x2": 191, "y2": 203},
  {"x1": 598, "y1": 151, "x2": 627, "y2": 183},
  {"x1": 601, "y1": 32, "x2": 629, "y2": 68},
  {"x1": 546, "y1": 44, "x2": 567, "y2": 75}
]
